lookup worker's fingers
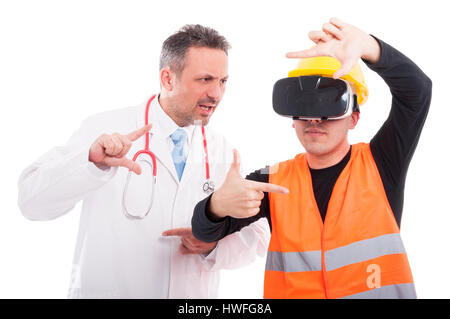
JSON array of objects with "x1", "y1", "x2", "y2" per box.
[
  {"x1": 253, "y1": 190, "x2": 265, "y2": 201},
  {"x1": 161, "y1": 227, "x2": 192, "y2": 237},
  {"x1": 322, "y1": 22, "x2": 344, "y2": 40},
  {"x1": 247, "y1": 207, "x2": 260, "y2": 217},
  {"x1": 308, "y1": 30, "x2": 333, "y2": 44},
  {"x1": 246, "y1": 180, "x2": 289, "y2": 194},
  {"x1": 126, "y1": 124, "x2": 152, "y2": 142},
  {"x1": 329, "y1": 17, "x2": 344, "y2": 29},
  {"x1": 243, "y1": 190, "x2": 264, "y2": 201},
  {"x1": 244, "y1": 200, "x2": 264, "y2": 209}
]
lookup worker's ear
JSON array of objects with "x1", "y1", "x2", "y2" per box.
[
  {"x1": 160, "y1": 68, "x2": 175, "y2": 91},
  {"x1": 349, "y1": 111, "x2": 360, "y2": 130}
]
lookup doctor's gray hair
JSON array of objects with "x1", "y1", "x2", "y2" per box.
[{"x1": 159, "y1": 24, "x2": 231, "y2": 75}]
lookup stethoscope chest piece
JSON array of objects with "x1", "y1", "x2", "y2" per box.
[{"x1": 202, "y1": 180, "x2": 215, "y2": 194}]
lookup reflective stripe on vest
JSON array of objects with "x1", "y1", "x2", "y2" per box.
[
  {"x1": 266, "y1": 250, "x2": 322, "y2": 272},
  {"x1": 265, "y1": 143, "x2": 416, "y2": 299},
  {"x1": 325, "y1": 233, "x2": 406, "y2": 271},
  {"x1": 340, "y1": 283, "x2": 416, "y2": 299},
  {"x1": 266, "y1": 233, "x2": 405, "y2": 273}
]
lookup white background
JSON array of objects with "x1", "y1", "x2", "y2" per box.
[{"x1": 0, "y1": 0, "x2": 448, "y2": 298}]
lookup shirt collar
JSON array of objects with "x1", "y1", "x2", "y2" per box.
[{"x1": 153, "y1": 95, "x2": 196, "y2": 145}]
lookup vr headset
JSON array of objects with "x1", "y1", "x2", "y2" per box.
[{"x1": 273, "y1": 75, "x2": 360, "y2": 120}]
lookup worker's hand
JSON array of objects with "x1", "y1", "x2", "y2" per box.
[
  {"x1": 88, "y1": 124, "x2": 152, "y2": 175},
  {"x1": 286, "y1": 17, "x2": 381, "y2": 78},
  {"x1": 162, "y1": 227, "x2": 217, "y2": 255},
  {"x1": 209, "y1": 150, "x2": 289, "y2": 219}
]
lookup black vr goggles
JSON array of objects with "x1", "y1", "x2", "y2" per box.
[{"x1": 272, "y1": 76, "x2": 360, "y2": 120}]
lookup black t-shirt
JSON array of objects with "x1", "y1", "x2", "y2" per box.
[
  {"x1": 310, "y1": 148, "x2": 352, "y2": 222},
  {"x1": 192, "y1": 36, "x2": 432, "y2": 242}
]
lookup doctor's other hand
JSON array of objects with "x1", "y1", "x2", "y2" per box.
[
  {"x1": 209, "y1": 150, "x2": 289, "y2": 219},
  {"x1": 162, "y1": 228, "x2": 217, "y2": 255},
  {"x1": 286, "y1": 17, "x2": 381, "y2": 79},
  {"x1": 88, "y1": 124, "x2": 152, "y2": 175}
]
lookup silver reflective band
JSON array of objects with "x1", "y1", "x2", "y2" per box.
[
  {"x1": 325, "y1": 233, "x2": 406, "y2": 272},
  {"x1": 339, "y1": 283, "x2": 417, "y2": 299},
  {"x1": 265, "y1": 250, "x2": 322, "y2": 272},
  {"x1": 265, "y1": 233, "x2": 406, "y2": 273}
]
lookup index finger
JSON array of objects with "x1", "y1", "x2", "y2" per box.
[
  {"x1": 162, "y1": 227, "x2": 192, "y2": 237},
  {"x1": 246, "y1": 180, "x2": 289, "y2": 194},
  {"x1": 286, "y1": 46, "x2": 327, "y2": 59},
  {"x1": 126, "y1": 124, "x2": 152, "y2": 142}
]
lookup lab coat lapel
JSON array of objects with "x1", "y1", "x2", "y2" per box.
[
  {"x1": 179, "y1": 125, "x2": 205, "y2": 186},
  {"x1": 149, "y1": 131, "x2": 179, "y2": 184},
  {"x1": 134, "y1": 98, "x2": 179, "y2": 184}
]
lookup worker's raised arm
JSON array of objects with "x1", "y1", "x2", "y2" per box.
[{"x1": 366, "y1": 37, "x2": 432, "y2": 227}]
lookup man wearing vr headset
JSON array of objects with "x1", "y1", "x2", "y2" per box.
[{"x1": 192, "y1": 18, "x2": 432, "y2": 298}]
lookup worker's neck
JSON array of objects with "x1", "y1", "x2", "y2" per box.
[
  {"x1": 306, "y1": 141, "x2": 350, "y2": 169},
  {"x1": 158, "y1": 93, "x2": 186, "y2": 127}
]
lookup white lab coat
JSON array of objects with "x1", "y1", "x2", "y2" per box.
[{"x1": 18, "y1": 96, "x2": 270, "y2": 299}]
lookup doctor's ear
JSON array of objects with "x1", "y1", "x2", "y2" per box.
[{"x1": 160, "y1": 68, "x2": 175, "y2": 91}]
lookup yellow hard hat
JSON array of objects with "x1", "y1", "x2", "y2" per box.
[{"x1": 288, "y1": 56, "x2": 369, "y2": 106}]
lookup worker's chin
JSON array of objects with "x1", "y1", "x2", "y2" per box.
[{"x1": 302, "y1": 141, "x2": 331, "y2": 156}]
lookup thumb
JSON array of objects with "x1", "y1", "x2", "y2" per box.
[
  {"x1": 231, "y1": 149, "x2": 241, "y2": 171},
  {"x1": 106, "y1": 157, "x2": 142, "y2": 175},
  {"x1": 332, "y1": 57, "x2": 357, "y2": 79},
  {"x1": 225, "y1": 149, "x2": 242, "y2": 180}
]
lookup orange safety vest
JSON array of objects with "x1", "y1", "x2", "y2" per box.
[{"x1": 265, "y1": 143, "x2": 416, "y2": 299}]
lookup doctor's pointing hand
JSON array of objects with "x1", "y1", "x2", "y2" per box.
[{"x1": 88, "y1": 124, "x2": 152, "y2": 175}]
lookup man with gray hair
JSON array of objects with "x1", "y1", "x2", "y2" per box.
[{"x1": 18, "y1": 24, "x2": 270, "y2": 298}]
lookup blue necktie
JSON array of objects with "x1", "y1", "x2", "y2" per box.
[{"x1": 170, "y1": 128, "x2": 188, "y2": 181}]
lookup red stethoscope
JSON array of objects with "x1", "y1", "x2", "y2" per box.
[{"x1": 122, "y1": 95, "x2": 214, "y2": 219}]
